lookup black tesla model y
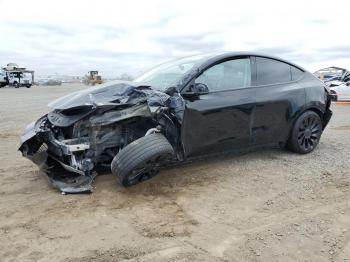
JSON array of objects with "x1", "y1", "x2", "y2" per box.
[{"x1": 19, "y1": 52, "x2": 332, "y2": 192}]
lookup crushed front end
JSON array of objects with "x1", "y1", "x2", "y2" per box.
[
  {"x1": 18, "y1": 82, "x2": 184, "y2": 193},
  {"x1": 19, "y1": 104, "x2": 157, "y2": 193},
  {"x1": 19, "y1": 113, "x2": 97, "y2": 193}
]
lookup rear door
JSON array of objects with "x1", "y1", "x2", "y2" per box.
[
  {"x1": 181, "y1": 57, "x2": 256, "y2": 156},
  {"x1": 251, "y1": 56, "x2": 306, "y2": 145}
]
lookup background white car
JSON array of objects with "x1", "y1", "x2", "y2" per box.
[{"x1": 330, "y1": 82, "x2": 350, "y2": 101}]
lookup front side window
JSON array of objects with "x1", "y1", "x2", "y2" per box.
[
  {"x1": 195, "y1": 58, "x2": 251, "y2": 92},
  {"x1": 256, "y1": 57, "x2": 292, "y2": 85}
]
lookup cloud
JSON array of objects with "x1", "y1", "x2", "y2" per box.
[
  {"x1": 0, "y1": 0, "x2": 350, "y2": 76},
  {"x1": 154, "y1": 33, "x2": 225, "y2": 54}
]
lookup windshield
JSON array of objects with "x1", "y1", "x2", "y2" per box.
[{"x1": 134, "y1": 54, "x2": 212, "y2": 91}]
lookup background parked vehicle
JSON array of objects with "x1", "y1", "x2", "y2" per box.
[
  {"x1": 82, "y1": 70, "x2": 103, "y2": 85},
  {"x1": 314, "y1": 66, "x2": 350, "y2": 88},
  {"x1": 38, "y1": 79, "x2": 62, "y2": 86},
  {"x1": 7, "y1": 72, "x2": 33, "y2": 88},
  {"x1": 4, "y1": 63, "x2": 22, "y2": 71},
  {"x1": 329, "y1": 82, "x2": 350, "y2": 101},
  {"x1": 0, "y1": 71, "x2": 7, "y2": 87},
  {"x1": 314, "y1": 66, "x2": 347, "y2": 81},
  {"x1": 1, "y1": 63, "x2": 35, "y2": 88}
]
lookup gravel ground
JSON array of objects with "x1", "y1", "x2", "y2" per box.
[{"x1": 0, "y1": 84, "x2": 349, "y2": 262}]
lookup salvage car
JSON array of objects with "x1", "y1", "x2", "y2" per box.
[
  {"x1": 314, "y1": 66, "x2": 350, "y2": 87},
  {"x1": 314, "y1": 66, "x2": 347, "y2": 81},
  {"x1": 19, "y1": 52, "x2": 333, "y2": 193}
]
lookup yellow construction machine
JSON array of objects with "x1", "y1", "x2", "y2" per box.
[{"x1": 82, "y1": 71, "x2": 103, "y2": 86}]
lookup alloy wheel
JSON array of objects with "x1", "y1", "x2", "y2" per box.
[{"x1": 297, "y1": 114, "x2": 322, "y2": 151}]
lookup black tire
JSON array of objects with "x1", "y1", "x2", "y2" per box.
[
  {"x1": 14, "y1": 82, "x2": 19, "y2": 88},
  {"x1": 287, "y1": 111, "x2": 323, "y2": 154},
  {"x1": 111, "y1": 133, "x2": 174, "y2": 186},
  {"x1": 26, "y1": 85, "x2": 31, "y2": 88}
]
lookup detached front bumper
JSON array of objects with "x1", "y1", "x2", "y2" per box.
[{"x1": 19, "y1": 117, "x2": 96, "y2": 193}]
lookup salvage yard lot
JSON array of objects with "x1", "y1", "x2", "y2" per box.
[{"x1": 0, "y1": 84, "x2": 349, "y2": 262}]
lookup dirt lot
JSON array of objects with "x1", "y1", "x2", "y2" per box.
[{"x1": 0, "y1": 84, "x2": 349, "y2": 262}]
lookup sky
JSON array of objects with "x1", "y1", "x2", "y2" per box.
[{"x1": 0, "y1": 0, "x2": 349, "y2": 77}]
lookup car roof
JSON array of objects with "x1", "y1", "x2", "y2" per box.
[{"x1": 200, "y1": 51, "x2": 306, "y2": 71}]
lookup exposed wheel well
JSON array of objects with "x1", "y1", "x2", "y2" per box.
[{"x1": 306, "y1": 107, "x2": 324, "y2": 119}]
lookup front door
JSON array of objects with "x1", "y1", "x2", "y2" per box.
[{"x1": 181, "y1": 57, "x2": 255, "y2": 157}]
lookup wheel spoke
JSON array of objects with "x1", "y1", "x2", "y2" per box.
[
  {"x1": 129, "y1": 167, "x2": 146, "y2": 182},
  {"x1": 311, "y1": 128, "x2": 319, "y2": 133},
  {"x1": 308, "y1": 138, "x2": 314, "y2": 146},
  {"x1": 303, "y1": 119, "x2": 308, "y2": 128},
  {"x1": 300, "y1": 137, "x2": 304, "y2": 147},
  {"x1": 310, "y1": 135, "x2": 317, "y2": 140},
  {"x1": 311, "y1": 123, "x2": 319, "y2": 130},
  {"x1": 298, "y1": 132, "x2": 304, "y2": 140},
  {"x1": 310, "y1": 117, "x2": 315, "y2": 126}
]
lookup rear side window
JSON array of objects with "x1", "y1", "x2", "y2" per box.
[
  {"x1": 256, "y1": 57, "x2": 291, "y2": 85},
  {"x1": 291, "y1": 66, "x2": 304, "y2": 80}
]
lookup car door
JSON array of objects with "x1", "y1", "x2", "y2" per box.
[
  {"x1": 181, "y1": 57, "x2": 256, "y2": 157},
  {"x1": 251, "y1": 56, "x2": 306, "y2": 145}
]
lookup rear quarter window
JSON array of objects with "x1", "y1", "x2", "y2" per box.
[
  {"x1": 291, "y1": 66, "x2": 304, "y2": 80},
  {"x1": 256, "y1": 57, "x2": 292, "y2": 85}
]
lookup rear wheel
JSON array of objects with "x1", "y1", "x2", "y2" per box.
[
  {"x1": 111, "y1": 133, "x2": 174, "y2": 186},
  {"x1": 287, "y1": 111, "x2": 322, "y2": 154},
  {"x1": 26, "y1": 85, "x2": 31, "y2": 88},
  {"x1": 14, "y1": 82, "x2": 19, "y2": 88}
]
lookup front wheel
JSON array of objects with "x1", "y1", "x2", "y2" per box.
[
  {"x1": 287, "y1": 111, "x2": 323, "y2": 154},
  {"x1": 13, "y1": 82, "x2": 19, "y2": 88},
  {"x1": 111, "y1": 133, "x2": 174, "y2": 187}
]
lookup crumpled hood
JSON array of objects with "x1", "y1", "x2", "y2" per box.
[{"x1": 48, "y1": 80, "x2": 150, "y2": 110}]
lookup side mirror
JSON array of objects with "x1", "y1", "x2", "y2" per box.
[
  {"x1": 191, "y1": 83, "x2": 209, "y2": 94},
  {"x1": 182, "y1": 83, "x2": 209, "y2": 99}
]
